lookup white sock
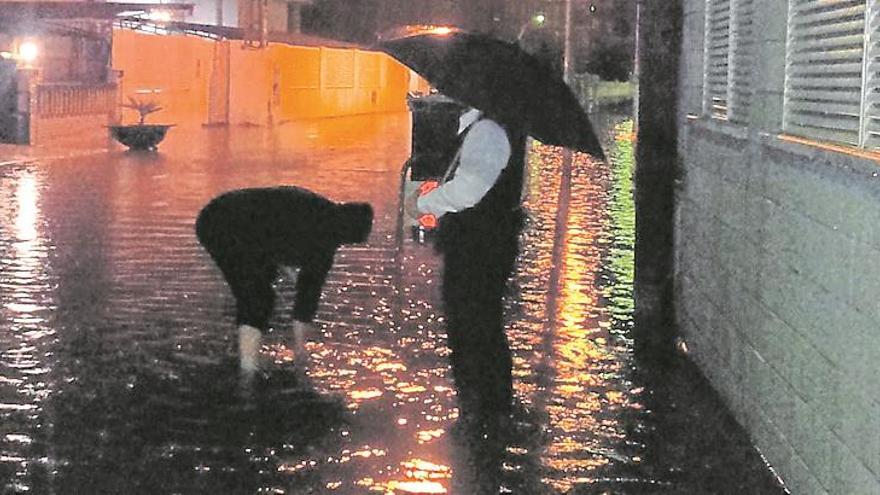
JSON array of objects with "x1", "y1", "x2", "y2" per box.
[{"x1": 238, "y1": 324, "x2": 262, "y2": 374}]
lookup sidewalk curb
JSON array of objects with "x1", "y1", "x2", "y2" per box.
[
  {"x1": 0, "y1": 158, "x2": 35, "y2": 167},
  {"x1": 0, "y1": 148, "x2": 108, "y2": 168}
]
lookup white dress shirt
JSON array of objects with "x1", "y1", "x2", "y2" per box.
[{"x1": 416, "y1": 108, "x2": 512, "y2": 218}]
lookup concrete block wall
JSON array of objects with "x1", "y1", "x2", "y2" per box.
[
  {"x1": 677, "y1": 125, "x2": 880, "y2": 494},
  {"x1": 676, "y1": 1, "x2": 880, "y2": 493}
]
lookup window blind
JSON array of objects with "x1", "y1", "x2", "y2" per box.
[
  {"x1": 860, "y1": 2, "x2": 880, "y2": 148},
  {"x1": 704, "y1": 0, "x2": 732, "y2": 118},
  {"x1": 784, "y1": 0, "x2": 867, "y2": 146},
  {"x1": 728, "y1": 0, "x2": 756, "y2": 124}
]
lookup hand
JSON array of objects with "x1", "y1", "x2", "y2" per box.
[
  {"x1": 417, "y1": 180, "x2": 440, "y2": 196},
  {"x1": 418, "y1": 213, "x2": 438, "y2": 229}
]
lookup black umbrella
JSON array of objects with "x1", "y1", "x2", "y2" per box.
[{"x1": 378, "y1": 28, "x2": 605, "y2": 159}]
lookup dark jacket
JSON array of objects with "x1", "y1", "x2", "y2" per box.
[
  {"x1": 196, "y1": 186, "x2": 371, "y2": 267},
  {"x1": 195, "y1": 186, "x2": 372, "y2": 325}
]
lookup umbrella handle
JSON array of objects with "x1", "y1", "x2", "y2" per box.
[{"x1": 395, "y1": 158, "x2": 413, "y2": 260}]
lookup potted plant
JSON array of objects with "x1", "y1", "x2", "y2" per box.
[{"x1": 109, "y1": 97, "x2": 173, "y2": 151}]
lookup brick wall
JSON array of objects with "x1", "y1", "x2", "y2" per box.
[{"x1": 676, "y1": 1, "x2": 880, "y2": 493}]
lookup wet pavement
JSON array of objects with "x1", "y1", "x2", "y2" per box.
[{"x1": 0, "y1": 112, "x2": 787, "y2": 494}]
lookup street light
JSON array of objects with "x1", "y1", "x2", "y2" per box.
[
  {"x1": 17, "y1": 40, "x2": 38, "y2": 67},
  {"x1": 18, "y1": 41, "x2": 38, "y2": 63},
  {"x1": 517, "y1": 12, "x2": 546, "y2": 41}
]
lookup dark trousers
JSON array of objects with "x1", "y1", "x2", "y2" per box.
[
  {"x1": 439, "y1": 209, "x2": 523, "y2": 420},
  {"x1": 198, "y1": 243, "x2": 325, "y2": 331},
  {"x1": 213, "y1": 249, "x2": 277, "y2": 330}
]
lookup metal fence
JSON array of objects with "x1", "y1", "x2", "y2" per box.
[{"x1": 34, "y1": 83, "x2": 117, "y2": 118}]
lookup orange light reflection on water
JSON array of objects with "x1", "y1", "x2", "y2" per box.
[
  {"x1": 534, "y1": 147, "x2": 629, "y2": 493},
  {"x1": 381, "y1": 458, "x2": 450, "y2": 494}
]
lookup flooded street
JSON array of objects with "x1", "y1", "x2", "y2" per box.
[{"x1": 0, "y1": 112, "x2": 785, "y2": 494}]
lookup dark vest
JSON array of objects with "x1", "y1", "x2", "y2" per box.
[
  {"x1": 439, "y1": 120, "x2": 527, "y2": 242},
  {"x1": 446, "y1": 120, "x2": 526, "y2": 219}
]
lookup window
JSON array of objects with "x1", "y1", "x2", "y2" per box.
[
  {"x1": 861, "y1": 5, "x2": 880, "y2": 148},
  {"x1": 728, "y1": 0, "x2": 756, "y2": 124},
  {"x1": 703, "y1": 0, "x2": 756, "y2": 122},
  {"x1": 703, "y1": 0, "x2": 731, "y2": 118},
  {"x1": 783, "y1": 0, "x2": 880, "y2": 150}
]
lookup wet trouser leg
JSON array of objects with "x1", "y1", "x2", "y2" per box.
[
  {"x1": 226, "y1": 254, "x2": 277, "y2": 331},
  {"x1": 441, "y1": 216, "x2": 520, "y2": 421},
  {"x1": 196, "y1": 210, "x2": 277, "y2": 330},
  {"x1": 209, "y1": 250, "x2": 278, "y2": 331}
]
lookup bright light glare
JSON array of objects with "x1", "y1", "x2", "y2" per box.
[
  {"x1": 18, "y1": 41, "x2": 38, "y2": 63},
  {"x1": 389, "y1": 481, "x2": 447, "y2": 494},
  {"x1": 147, "y1": 10, "x2": 173, "y2": 22},
  {"x1": 431, "y1": 26, "x2": 454, "y2": 36},
  {"x1": 534, "y1": 13, "x2": 547, "y2": 26}
]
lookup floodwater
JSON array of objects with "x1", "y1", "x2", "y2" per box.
[{"x1": 0, "y1": 111, "x2": 786, "y2": 494}]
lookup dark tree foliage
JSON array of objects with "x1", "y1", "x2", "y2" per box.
[
  {"x1": 301, "y1": 0, "x2": 382, "y2": 44},
  {"x1": 583, "y1": 42, "x2": 633, "y2": 82}
]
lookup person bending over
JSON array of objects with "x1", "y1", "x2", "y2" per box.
[{"x1": 196, "y1": 186, "x2": 373, "y2": 374}]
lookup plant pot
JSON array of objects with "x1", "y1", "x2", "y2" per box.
[{"x1": 109, "y1": 124, "x2": 174, "y2": 151}]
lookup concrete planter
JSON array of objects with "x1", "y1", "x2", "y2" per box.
[{"x1": 109, "y1": 124, "x2": 173, "y2": 151}]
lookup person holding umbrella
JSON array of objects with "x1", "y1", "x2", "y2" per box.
[
  {"x1": 404, "y1": 102, "x2": 527, "y2": 432},
  {"x1": 383, "y1": 28, "x2": 605, "y2": 437}
]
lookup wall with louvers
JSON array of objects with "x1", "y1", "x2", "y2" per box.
[{"x1": 676, "y1": 1, "x2": 880, "y2": 493}]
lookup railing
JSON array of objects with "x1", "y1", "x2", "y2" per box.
[
  {"x1": 34, "y1": 83, "x2": 117, "y2": 119},
  {"x1": 115, "y1": 18, "x2": 226, "y2": 41}
]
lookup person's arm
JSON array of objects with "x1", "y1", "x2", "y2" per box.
[
  {"x1": 292, "y1": 252, "x2": 333, "y2": 323},
  {"x1": 416, "y1": 120, "x2": 511, "y2": 218}
]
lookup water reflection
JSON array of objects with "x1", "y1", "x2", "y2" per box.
[
  {"x1": 15, "y1": 173, "x2": 38, "y2": 242},
  {"x1": 0, "y1": 167, "x2": 57, "y2": 494},
  {"x1": 0, "y1": 113, "x2": 784, "y2": 494},
  {"x1": 45, "y1": 361, "x2": 345, "y2": 493}
]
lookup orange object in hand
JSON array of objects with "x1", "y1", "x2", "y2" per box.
[
  {"x1": 418, "y1": 214, "x2": 438, "y2": 230},
  {"x1": 417, "y1": 180, "x2": 440, "y2": 196},
  {"x1": 413, "y1": 181, "x2": 439, "y2": 230}
]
